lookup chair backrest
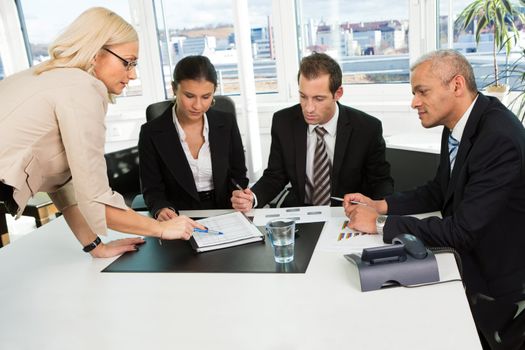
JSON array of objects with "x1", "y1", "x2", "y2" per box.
[
  {"x1": 104, "y1": 146, "x2": 141, "y2": 206},
  {"x1": 145, "y1": 95, "x2": 236, "y2": 122}
]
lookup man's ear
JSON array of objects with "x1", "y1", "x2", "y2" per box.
[
  {"x1": 334, "y1": 86, "x2": 343, "y2": 101},
  {"x1": 452, "y1": 75, "x2": 467, "y2": 96}
]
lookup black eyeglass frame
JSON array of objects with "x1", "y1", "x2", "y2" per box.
[{"x1": 103, "y1": 47, "x2": 138, "y2": 71}]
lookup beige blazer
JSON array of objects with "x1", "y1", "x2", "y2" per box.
[{"x1": 0, "y1": 67, "x2": 127, "y2": 236}]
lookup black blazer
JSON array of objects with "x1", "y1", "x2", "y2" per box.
[
  {"x1": 383, "y1": 94, "x2": 525, "y2": 344},
  {"x1": 138, "y1": 105, "x2": 248, "y2": 215},
  {"x1": 251, "y1": 102, "x2": 393, "y2": 207}
]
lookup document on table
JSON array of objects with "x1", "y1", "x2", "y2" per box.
[
  {"x1": 250, "y1": 206, "x2": 331, "y2": 226},
  {"x1": 316, "y1": 217, "x2": 385, "y2": 253},
  {"x1": 190, "y1": 211, "x2": 264, "y2": 253}
]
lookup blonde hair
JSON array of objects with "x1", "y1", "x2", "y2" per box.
[{"x1": 34, "y1": 7, "x2": 137, "y2": 75}]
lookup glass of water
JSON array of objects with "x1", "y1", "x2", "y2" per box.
[{"x1": 266, "y1": 218, "x2": 296, "y2": 263}]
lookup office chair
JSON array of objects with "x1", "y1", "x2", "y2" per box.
[
  {"x1": 145, "y1": 95, "x2": 237, "y2": 122},
  {"x1": 104, "y1": 146, "x2": 143, "y2": 208}
]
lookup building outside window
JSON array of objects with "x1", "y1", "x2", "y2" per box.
[
  {"x1": 153, "y1": 0, "x2": 275, "y2": 97},
  {"x1": 295, "y1": 0, "x2": 410, "y2": 84}
]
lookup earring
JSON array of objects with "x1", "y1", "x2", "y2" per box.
[{"x1": 211, "y1": 98, "x2": 216, "y2": 107}]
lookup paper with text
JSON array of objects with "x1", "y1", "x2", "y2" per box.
[
  {"x1": 191, "y1": 212, "x2": 263, "y2": 252},
  {"x1": 250, "y1": 206, "x2": 332, "y2": 226}
]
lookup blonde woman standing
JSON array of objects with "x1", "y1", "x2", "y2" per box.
[{"x1": 0, "y1": 7, "x2": 203, "y2": 257}]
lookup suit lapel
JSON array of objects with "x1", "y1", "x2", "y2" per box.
[
  {"x1": 444, "y1": 94, "x2": 487, "y2": 204},
  {"x1": 153, "y1": 110, "x2": 200, "y2": 201},
  {"x1": 294, "y1": 109, "x2": 308, "y2": 202},
  {"x1": 333, "y1": 105, "x2": 352, "y2": 191},
  {"x1": 208, "y1": 111, "x2": 227, "y2": 196}
]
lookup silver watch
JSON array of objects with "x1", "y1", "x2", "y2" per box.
[{"x1": 376, "y1": 215, "x2": 388, "y2": 235}]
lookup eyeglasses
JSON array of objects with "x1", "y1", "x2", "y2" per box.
[{"x1": 103, "y1": 47, "x2": 138, "y2": 71}]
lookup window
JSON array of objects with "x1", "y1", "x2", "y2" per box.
[
  {"x1": 438, "y1": 0, "x2": 524, "y2": 90},
  {"x1": 19, "y1": 0, "x2": 142, "y2": 97},
  {"x1": 295, "y1": 0, "x2": 410, "y2": 84},
  {"x1": 153, "y1": 0, "x2": 275, "y2": 97}
]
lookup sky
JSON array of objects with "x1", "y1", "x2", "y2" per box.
[{"x1": 20, "y1": 0, "x2": 474, "y2": 44}]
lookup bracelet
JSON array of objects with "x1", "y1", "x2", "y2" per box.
[{"x1": 82, "y1": 236, "x2": 101, "y2": 252}]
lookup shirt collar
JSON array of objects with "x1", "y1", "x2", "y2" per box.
[
  {"x1": 172, "y1": 104, "x2": 209, "y2": 141},
  {"x1": 451, "y1": 94, "x2": 478, "y2": 142},
  {"x1": 308, "y1": 103, "x2": 339, "y2": 136}
]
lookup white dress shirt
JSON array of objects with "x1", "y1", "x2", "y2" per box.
[
  {"x1": 172, "y1": 107, "x2": 214, "y2": 192},
  {"x1": 450, "y1": 94, "x2": 479, "y2": 142}
]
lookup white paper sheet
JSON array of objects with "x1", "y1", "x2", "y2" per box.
[
  {"x1": 250, "y1": 206, "x2": 332, "y2": 226},
  {"x1": 316, "y1": 216, "x2": 386, "y2": 253},
  {"x1": 193, "y1": 212, "x2": 263, "y2": 249}
]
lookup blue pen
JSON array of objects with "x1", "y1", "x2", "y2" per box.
[{"x1": 194, "y1": 228, "x2": 224, "y2": 235}]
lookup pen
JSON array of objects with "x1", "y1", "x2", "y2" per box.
[
  {"x1": 193, "y1": 228, "x2": 224, "y2": 235},
  {"x1": 330, "y1": 196, "x2": 368, "y2": 206},
  {"x1": 231, "y1": 179, "x2": 244, "y2": 191}
]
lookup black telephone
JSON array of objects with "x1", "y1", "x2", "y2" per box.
[
  {"x1": 345, "y1": 234, "x2": 439, "y2": 291},
  {"x1": 361, "y1": 233, "x2": 427, "y2": 264}
]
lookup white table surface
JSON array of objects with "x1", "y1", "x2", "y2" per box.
[{"x1": 0, "y1": 208, "x2": 481, "y2": 350}]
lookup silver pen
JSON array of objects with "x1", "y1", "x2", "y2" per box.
[{"x1": 330, "y1": 196, "x2": 368, "y2": 206}]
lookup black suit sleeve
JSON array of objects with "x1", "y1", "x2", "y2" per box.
[
  {"x1": 384, "y1": 133, "x2": 521, "y2": 251},
  {"x1": 138, "y1": 124, "x2": 175, "y2": 217},
  {"x1": 362, "y1": 121, "x2": 394, "y2": 198}
]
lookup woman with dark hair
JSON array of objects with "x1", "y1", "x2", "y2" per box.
[{"x1": 138, "y1": 55, "x2": 248, "y2": 220}]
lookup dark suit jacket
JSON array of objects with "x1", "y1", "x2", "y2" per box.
[
  {"x1": 138, "y1": 105, "x2": 248, "y2": 215},
  {"x1": 251, "y1": 102, "x2": 393, "y2": 207},
  {"x1": 383, "y1": 94, "x2": 525, "y2": 346}
]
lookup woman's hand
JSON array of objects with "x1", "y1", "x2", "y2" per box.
[
  {"x1": 158, "y1": 215, "x2": 206, "y2": 240},
  {"x1": 90, "y1": 237, "x2": 146, "y2": 258},
  {"x1": 156, "y1": 208, "x2": 178, "y2": 221}
]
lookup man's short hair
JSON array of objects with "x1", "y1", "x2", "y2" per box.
[
  {"x1": 298, "y1": 52, "x2": 342, "y2": 96},
  {"x1": 411, "y1": 49, "x2": 477, "y2": 93}
]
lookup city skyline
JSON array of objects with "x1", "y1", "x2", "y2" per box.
[{"x1": 19, "y1": 0, "x2": 470, "y2": 44}]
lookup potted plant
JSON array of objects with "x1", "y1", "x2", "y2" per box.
[{"x1": 455, "y1": 0, "x2": 525, "y2": 98}]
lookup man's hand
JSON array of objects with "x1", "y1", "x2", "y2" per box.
[
  {"x1": 231, "y1": 188, "x2": 254, "y2": 212},
  {"x1": 343, "y1": 193, "x2": 388, "y2": 215},
  {"x1": 345, "y1": 205, "x2": 380, "y2": 234},
  {"x1": 156, "y1": 208, "x2": 178, "y2": 221}
]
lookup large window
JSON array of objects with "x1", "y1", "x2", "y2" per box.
[
  {"x1": 19, "y1": 0, "x2": 143, "y2": 97},
  {"x1": 153, "y1": 0, "x2": 275, "y2": 98},
  {"x1": 295, "y1": 0, "x2": 410, "y2": 84},
  {"x1": 439, "y1": 0, "x2": 525, "y2": 90}
]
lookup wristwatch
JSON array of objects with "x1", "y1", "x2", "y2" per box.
[
  {"x1": 82, "y1": 236, "x2": 101, "y2": 252},
  {"x1": 375, "y1": 215, "x2": 388, "y2": 235}
]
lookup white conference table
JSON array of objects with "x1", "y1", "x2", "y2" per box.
[{"x1": 0, "y1": 208, "x2": 481, "y2": 350}]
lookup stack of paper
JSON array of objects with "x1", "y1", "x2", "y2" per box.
[{"x1": 190, "y1": 212, "x2": 264, "y2": 253}]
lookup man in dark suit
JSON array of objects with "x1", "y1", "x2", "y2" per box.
[
  {"x1": 231, "y1": 52, "x2": 393, "y2": 211},
  {"x1": 344, "y1": 50, "x2": 525, "y2": 349}
]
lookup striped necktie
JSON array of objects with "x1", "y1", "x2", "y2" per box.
[
  {"x1": 448, "y1": 134, "x2": 459, "y2": 173},
  {"x1": 312, "y1": 126, "x2": 331, "y2": 206}
]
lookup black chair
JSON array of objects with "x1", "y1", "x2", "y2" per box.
[
  {"x1": 105, "y1": 146, "x2": 142, "y2": 208},
  {"x1": 145, "y1": 95, "x2": 236, "y2": 122}
]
